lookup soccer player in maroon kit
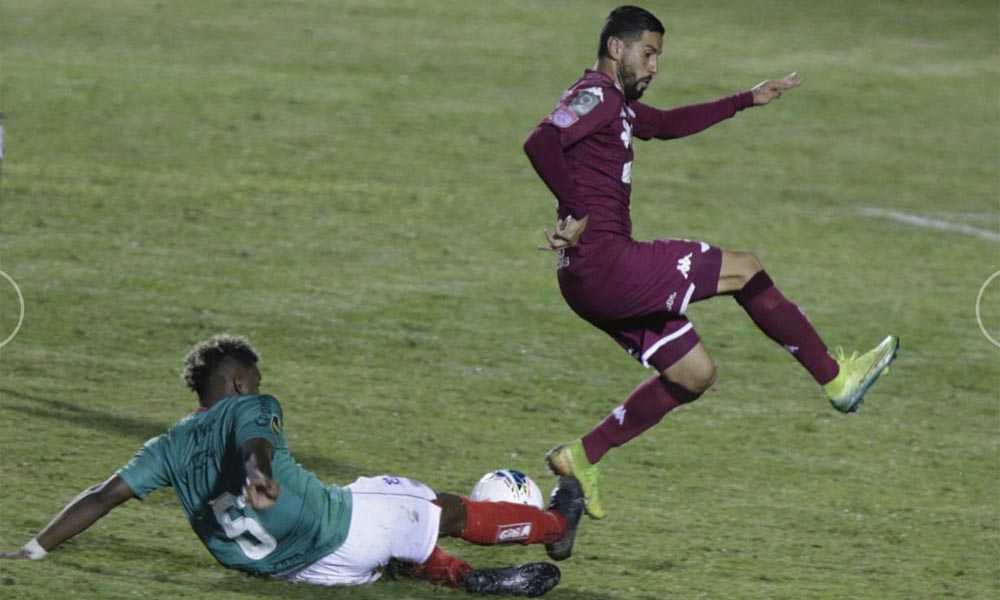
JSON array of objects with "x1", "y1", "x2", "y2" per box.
[{"x1": 523, "y1": 5, "x2": 899, "y2": 519}]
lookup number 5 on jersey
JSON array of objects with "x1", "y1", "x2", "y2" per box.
[{"x1": 211, "y1": 492, "x2": 277, "y2": 559}]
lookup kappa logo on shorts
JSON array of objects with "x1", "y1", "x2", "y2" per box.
[
  {"x1": 676, "y1": 253, "x2": 693, "y2": 280},
  {"x1": 496, "y1": 523, "x2": 533, "y2": 542}
]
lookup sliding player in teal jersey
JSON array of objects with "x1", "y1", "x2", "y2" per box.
[{"x1": 2, "y1": 334, "x2": 584, "y2": 597}]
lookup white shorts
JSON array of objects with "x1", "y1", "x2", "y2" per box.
[{"x1": 278, "y1": 475, "x2": 441, "y2": 586}]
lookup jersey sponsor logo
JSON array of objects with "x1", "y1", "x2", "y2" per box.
[
  {"x1": 254, "y1": 397, "x2": 275, "y2": 428},
  {"x1": 621, "y1": 161, "x2": 632, "y2": 184},
  {"x1": 568, "y1": 87, "x2": 604, "y2": 116},
  {"x1": 676, "y1": 253, "x2": 693, "y2": 280},
  {"x1": 496, "y1": 523, "x2": 533, "y2": 542},
  {"x1": 551, "y1": 106, "x2": 578, "y2": 128}
]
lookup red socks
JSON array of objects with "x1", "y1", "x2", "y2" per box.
[
  {"x1": 413, "y1": 545, "x2": 474, "y2": 586},
  {"x1": 459, "y1": 496, "x2": 567, "y2": 545},
  {"x1": 582, "y1": 375, "x2": 698, "y2": 464},
  {"x1": 734, "y1": 271, "x2": 838, "y2": 385}
]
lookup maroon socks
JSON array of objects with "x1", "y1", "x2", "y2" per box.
[
  {"x1": 734, "y1": 271, "x2": 838, "y2": 385},
  {"x1": 582, "y1": 376, "x2": 699, "y2": 464}
]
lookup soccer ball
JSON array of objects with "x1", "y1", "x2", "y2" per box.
[{"x1": 470, "y1": 469, "x2": 544, "y2": 510}]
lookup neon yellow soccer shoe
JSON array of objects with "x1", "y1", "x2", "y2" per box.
[
  {"x1": 546, "y1": 439, "x2": 605, "y2": 520},
  {"x1": 824, "y1": 335, "x2": 900, "y2": 413}
]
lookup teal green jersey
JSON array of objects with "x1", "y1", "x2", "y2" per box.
[{"x1": 116, "y1": 394, "x2": 352, "y2": 575}]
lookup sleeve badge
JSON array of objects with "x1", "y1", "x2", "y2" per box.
[
  {"x1": 270, "y1": 414, "x2": 283, "y2": 436},
  {"x1": 551, "y1": 107, "x2": 578, "y2": 128},
  {"x1": 568, "y1": 87, "x2": 605, "y2": 116}
]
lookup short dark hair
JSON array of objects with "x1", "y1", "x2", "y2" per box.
[
  {"x1": 597, "y1": 5, "x2": 665, "y2": 58},
  {"x1": 182, "y1": 334, "x2": 260, "y2": 396}
]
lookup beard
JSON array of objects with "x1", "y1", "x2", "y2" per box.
[{"x1": 618, "y1": 63, "x2": 651, "y2": 101}]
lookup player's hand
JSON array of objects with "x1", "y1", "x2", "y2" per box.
[
  {"x1": 243, "y1": 475, "x2": 281, "y2": 511},
  {"x1": 751, "y1": 72, "x2": 802, "y2": 105},
  {"x1": 538, "y1": 214, "x2": 589, "y2": 251},
  {"x1": 0, "y1": 549, "x2": 32, "y2": 560}
]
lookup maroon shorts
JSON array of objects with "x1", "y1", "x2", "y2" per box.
[{"x1": 559, "y1": 237, "x2": 723, "y2": 372}]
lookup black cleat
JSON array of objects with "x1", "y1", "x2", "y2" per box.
[
  {"x1": 545, "y1": 476, "x2": 584, "y2": 561},
  {"x1": 464, "y1": 562, "x2": 561, "y2": 597}
]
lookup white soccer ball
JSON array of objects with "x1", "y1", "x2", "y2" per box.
[{"x1": 470, "y1": 469, "x2": 545, "y2": 510}]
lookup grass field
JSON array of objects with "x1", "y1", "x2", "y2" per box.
[{"x1": 1, "y1": 1, "x2": 997, "y2": 598}]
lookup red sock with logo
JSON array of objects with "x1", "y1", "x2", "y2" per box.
[
  {"x1": 581, "y1": 375, "x2": 698, "y2": 464},
  {"x1": 734, "y1": 271, "x2": 839, "y2": 385},
  {"x1": 413, "y1": 545, "x2": 474, "y2": 587},
  {"x1": 459, "y1": 496, "x2": 567, "y2": 545}
]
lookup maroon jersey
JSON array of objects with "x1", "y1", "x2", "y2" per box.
[
  {"x1": 524, "y1": 71, "x2": 756, "y2": 369},
  {"x1": 525, "y1": 69, "x2": 755, "y2": 245}
]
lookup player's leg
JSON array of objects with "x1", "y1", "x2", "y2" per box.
[
  {"x1": 421, "y1": 489, "x2": 572, "y2": 595},
  {"x1": 549, "y1": 317, "x2": 713, "y2": 520},
  {"x1": 409, "y1": 544, "x2": 561, "y2": 596},
  {"x1": 719, "y1": 249, "x2": 898, "y2": 413},
  {"x1": 434, "y1": 479, "x2": 584, "y2": 561},
  {"x1": 579, "y1": 342, "x2": 714, "y2": 467},
  {"x1": 277, "y1": 475, "x2": 442, "y2": 586}
]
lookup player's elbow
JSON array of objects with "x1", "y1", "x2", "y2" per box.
[
  {"x1": 523, "y1": 124, "x2": 557, "y2": 161},
  {"x1": 90, "y1": 475, "x2": 136, "y2": 509}
]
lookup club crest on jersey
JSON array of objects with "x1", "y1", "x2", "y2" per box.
[
  {"x1": 568, "y1": 87, "x2": 604, "y2": 116},
  {"x1": 270, "y1": 414, "x2": 282, "y2": 436}
]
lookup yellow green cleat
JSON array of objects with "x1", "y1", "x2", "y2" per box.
[
  {"x1": 546, "y1": 440, "x2": 605, "y2": 520},
  {"x1": 824, "y1": 335, "x2": 900, "y2": 413}
]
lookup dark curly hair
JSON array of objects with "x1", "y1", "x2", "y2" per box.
[{"x1": 182, "y1": 334, "x2": 260, "y2": 396}]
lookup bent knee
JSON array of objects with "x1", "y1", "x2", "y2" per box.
[
  {"x1": 731, "y1": 251, "x2": 763, "y2": 283},
  {"x1": 720, "y1": 250, "x2": 764, "y2": 292},
  {"x1": 663, "y1": 361, "x2": 717, "y2": 396}
]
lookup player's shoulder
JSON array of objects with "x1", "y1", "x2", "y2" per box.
[
  {"x1": 562, "y1": 70, "x2": 622, "y2": 102},
  {"x1": 231, "y1": 393, "x2": 282, "y2": 410},
  {"x1": 550, "y1": 70, "x2": 623, "y2": 128}
]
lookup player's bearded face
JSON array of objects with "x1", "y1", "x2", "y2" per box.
[
  {"x1": 618, "y1": 61, "x2": 650, "y2": 101},
  {"x1": 617, "y1": 31, "x2": 662, "y2": 102}
]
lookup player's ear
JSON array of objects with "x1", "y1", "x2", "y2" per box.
[
  {"x1": 233, "y1": 370, "x2": 251, "y2": 395},
  {"x1": 607, "y1": 36, "x2": 624, "y2": 60}
]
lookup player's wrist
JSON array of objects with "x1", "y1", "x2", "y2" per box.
[{"x1": 22, "y1": 538, "x2": 47, "y2": 560}]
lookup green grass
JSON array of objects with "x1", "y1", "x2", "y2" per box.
[{"x1": 0, "y1": 0, "x2": 997, "y2": 598}]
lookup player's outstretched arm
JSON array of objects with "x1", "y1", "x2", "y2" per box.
[
  {"x1": 1, "y1": 475, "x2": 136, "y2": 560},
  {"x1": 751, "y1": 72, "x2": 802, "y2": 105}
]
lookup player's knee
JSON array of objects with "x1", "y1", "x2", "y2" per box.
[
  {"x1": 663, "y1": 360, "x2": 716, "y2": 396},
  {"x1": 736, "y1": 252, "x2": 763, "y2": 286},
  {"x1": 720, "y1": 250, "x2": 765, "y2": 294},
  {"x1": 434, "y1": 492, "x2": 467, "y2": 537},
  {"x1": 686, "y1": 362, "x2": 717, "y2": 394}
]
